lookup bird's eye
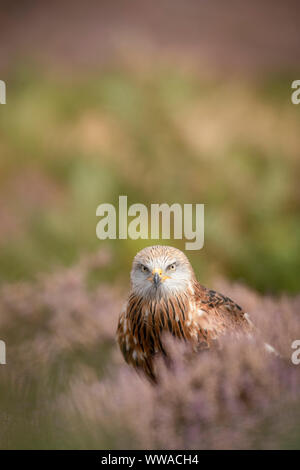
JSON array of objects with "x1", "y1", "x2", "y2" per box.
[
  {"x1": 167, "y1": 263, "x2": 176, "y2": 271},
  {"x1": 141, "y1": 265, "x2": 149, "y2": 273}
]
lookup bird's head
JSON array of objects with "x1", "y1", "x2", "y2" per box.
[{"x1": 130, "y1": 245, "x2": 195, "y2": 299}]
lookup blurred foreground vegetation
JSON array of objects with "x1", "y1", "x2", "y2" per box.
[
  {"x1": 0, "y1": 254, "x2": 299, "y2": 449},
  {"x1": 0, "y1": 68, "x2": 299, "y2": 292}
]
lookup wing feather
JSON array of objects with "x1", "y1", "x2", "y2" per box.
[{"x1": 192, "y1": 282, "x2": 253, "y2": 339}]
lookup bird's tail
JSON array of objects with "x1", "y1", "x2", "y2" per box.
[
  {"x1": 244, "y1": 312, "x2": 281, "y2": 358},
  {"x1": 264, "y1": 342, "x2": 281, "y2": 357}
]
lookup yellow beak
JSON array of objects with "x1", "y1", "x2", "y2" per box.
[{"x1": 148, "y1": 268, "x2": 169, "y2": 285}]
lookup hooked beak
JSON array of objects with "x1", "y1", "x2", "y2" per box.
[
  {"x1": 153, "y1": 272, "x2": 161, "y2": 287},
  {"x1": 148, "y1": 268, "x2": 169, "y2": 287}
]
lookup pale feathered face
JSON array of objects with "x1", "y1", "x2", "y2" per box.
[{"x1": 130, "y1": 245, "x2": 195, "y2": 299}]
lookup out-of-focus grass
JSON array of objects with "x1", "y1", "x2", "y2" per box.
[{"x1": 0, "y1": 68, "x2": 300, "y2": 292}]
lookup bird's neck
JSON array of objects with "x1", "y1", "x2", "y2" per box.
[{"x1": 127, "y1": 284, "x2": 196, "y2": 340}]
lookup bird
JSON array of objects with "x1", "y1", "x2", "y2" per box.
[{"x1": 117, "y1": 245, "x2": 270, "y2": 382}]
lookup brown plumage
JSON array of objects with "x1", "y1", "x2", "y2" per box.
[{"x1": 117, "y1": 245, "x2": 253, "y2": 382}]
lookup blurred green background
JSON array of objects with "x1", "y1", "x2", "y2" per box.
[
  {"x1": 0, "y1": 1, "x2": 300, "y2": 295},
  {"x1": 0, "y1": 68, "x2": 300, "y2": 292}
]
